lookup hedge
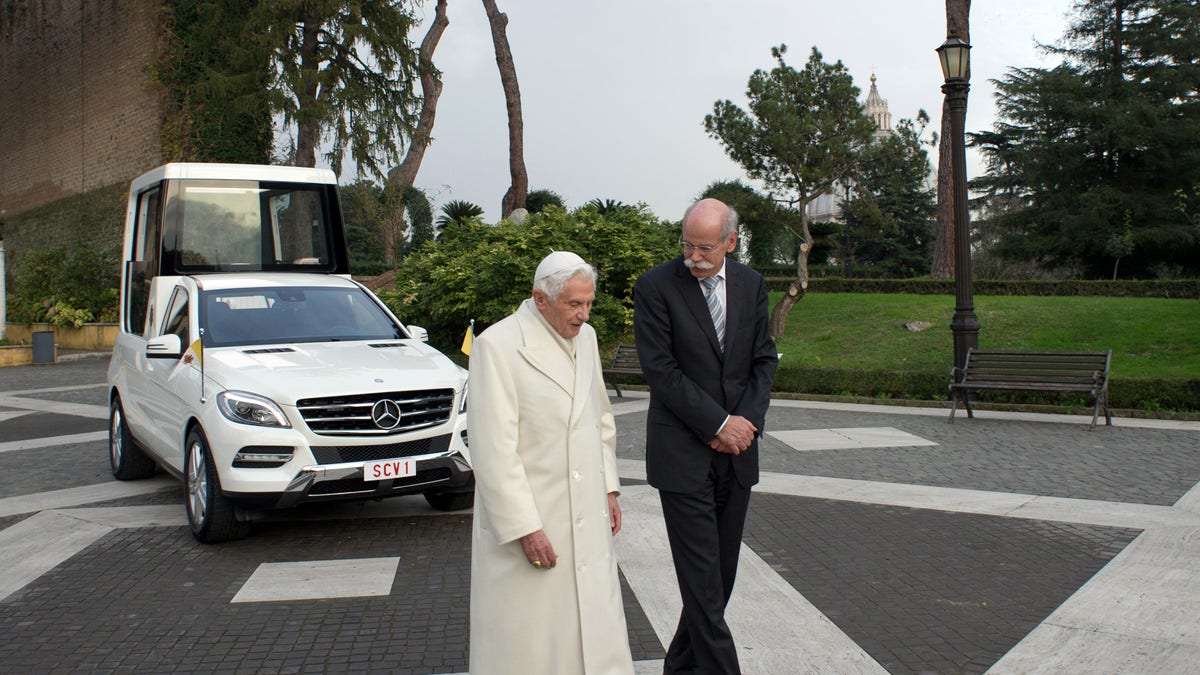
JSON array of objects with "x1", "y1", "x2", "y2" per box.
[
  {"x1": 769, "y1": 366, "x2": 1199, "y2": 413},
  {"x1": 761, "y1": 277, "x2": 1200, "y2": 298}
]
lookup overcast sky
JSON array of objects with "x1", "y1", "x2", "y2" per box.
[{"x1": 372, "y1": 0, "x2": 1078, "y2": 222}]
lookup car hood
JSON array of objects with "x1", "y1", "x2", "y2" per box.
[{"x1": 202, "y1": 340, "x2": 465, "y2": 405}]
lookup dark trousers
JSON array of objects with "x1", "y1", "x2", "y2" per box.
[{"x1": 659, "y1": 453, "x2": 752, "y2": 675}]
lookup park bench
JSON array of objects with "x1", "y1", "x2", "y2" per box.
[
  {"x1": 603, "y1": 343, "x2": 643, "y2": 397},
  {"x1": 948, "y1": 348, "x2": 1113, "y2": 429}
]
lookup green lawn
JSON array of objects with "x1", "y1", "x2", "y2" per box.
[{"x1": 772, "y1": 293, "x2": 1200, "y2": 379}]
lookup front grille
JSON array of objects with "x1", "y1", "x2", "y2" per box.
[
  {"x1": 297, "y1": 388, "x2": 456, "y2": 436},
  {"x1": 310, "y1": 434, "x2": 451, "y2": 464},
  {"x1": 308, "y1": 468, "x2": 453, "y2": 496}
]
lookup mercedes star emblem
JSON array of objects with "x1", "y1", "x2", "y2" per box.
[{"x1": 371, "y1": 399, "x2": 403, "y2": 430}]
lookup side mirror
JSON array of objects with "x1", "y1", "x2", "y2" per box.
[
  {"x1": 407, "y1": 325, "x2": 429, "y2": 342},
  {"x1": 147, "y1": 334, "x2": 184, "y2": 359}
]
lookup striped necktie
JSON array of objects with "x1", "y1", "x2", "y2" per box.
[{"x1": 701, "y1": 276, "x2": 725, "y2": 351}]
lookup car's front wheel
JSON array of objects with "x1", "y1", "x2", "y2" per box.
[
  {"x1": 109, "y1": 396, "x2": 156, "y2": 480},
  {"x1": 424, "y1": 489, "x2": 474, "y2": 512},
  {"x1": 184, "y1": 427, "x2": 250, "y2": 543}
]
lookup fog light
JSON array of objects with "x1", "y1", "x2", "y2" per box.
[{"x1": 233, "y1": 445, "x2": 295, "y2": 468}]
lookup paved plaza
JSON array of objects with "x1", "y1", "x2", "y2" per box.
[{"x1": 1, "y1": 357, "x2": 1199, "y2": 673}]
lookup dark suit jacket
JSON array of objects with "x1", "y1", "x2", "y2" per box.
[{"x1": 633, "y1": 257, "x2": 778, "y2": 492}]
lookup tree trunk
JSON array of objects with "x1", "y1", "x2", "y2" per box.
[
  {"x1": 379, "y1": 199, "x2": 405, "y2": 266},
  {"x1": 383, "y1": 0, "x2": 450, "y2": 263},
  {"x1": 768, "y1": 208, "x2": 813, "y2": 338},
  {"x1": 931, "y1": 104, "x2": 955, "y2": 279},
  {"x1": 293, "y1": 16, "x2": 322, "y2": 168},
  {"x1": 390, "y1": 0, "x2": 449, "y2": 190},
  {"x1": 482, "y1": 0, "x2": 527, "y2": 218},
  {"x1": 931, "y1": 0, "x2": 971, "y2": 279}
]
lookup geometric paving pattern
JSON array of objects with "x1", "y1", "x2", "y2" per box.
[
  {"x1": 0, "y1": 516, "x2": 664, "y2": 674},
  {"x1": 2, "y1": 363, "x2": 1199, "y2": 674},
  {"x1": 744, "y1": 493, "x2": 1142, "y2": 674}
]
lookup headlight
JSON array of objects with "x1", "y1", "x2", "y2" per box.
[
  {"x1": 459, "y1": 379, "x2": 469, "y2": 414},
  {"x1": 216, "y1": 391, "x2": 292, "y2": 428}
]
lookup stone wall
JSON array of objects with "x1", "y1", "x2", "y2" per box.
[{"x1": 0, "y1": 0, "x2": 165, "y2": 219}]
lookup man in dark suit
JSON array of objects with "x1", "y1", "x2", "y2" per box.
[{"x1": 633, "y1": 198, "x2": 778, "y2": 674}]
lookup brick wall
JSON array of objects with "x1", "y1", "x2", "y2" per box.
[
  {"x1": 0, "y1": 0, "x2": 165, "y2": 218},
  {"x1": 0, "y1": 0, "x2": 165, "y2": 277}
]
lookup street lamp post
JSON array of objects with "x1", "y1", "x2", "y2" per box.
[{"x1": 937, "y1": 35, "x2": 979, "y2": 377}]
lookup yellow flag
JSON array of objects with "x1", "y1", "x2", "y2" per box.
[
  {"x1": 460, "y1": 322, "x2": 473, "y2": 356},
  {"x1": 185, "y1": 337, "x2": 204, "y2": 368}
]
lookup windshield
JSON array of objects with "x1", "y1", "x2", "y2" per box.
[
  {"x1": 171, "y1": 180, "x2": 338, "y2": 272},
  {"x1": 201, "y1": 286, "x2": 405, "y2": 347}
]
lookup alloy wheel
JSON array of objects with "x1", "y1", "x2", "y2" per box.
[{"x1": 186, "y1": 437, "x2": 210, "y2": 526}]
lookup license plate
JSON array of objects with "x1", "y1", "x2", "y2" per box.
[{"x1": 363, "y1": 458, "x2": 416, "y2": 481}]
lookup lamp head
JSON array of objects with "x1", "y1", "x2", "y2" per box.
[{"x1": 937, "y1": 35, "x2": 971, "y2": 82}]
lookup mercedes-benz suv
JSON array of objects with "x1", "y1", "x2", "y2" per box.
[{"x1": 106, "y1": 163, "x2": 472, "y2": 543}]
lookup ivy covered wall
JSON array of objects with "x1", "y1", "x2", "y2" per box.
[{"x1": 0, "y1": 0, "x2": 272, "y2": 284}]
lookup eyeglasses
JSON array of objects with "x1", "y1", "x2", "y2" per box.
[{"x1": 680, "y1": 238, "x2": 726, "y2": 255}]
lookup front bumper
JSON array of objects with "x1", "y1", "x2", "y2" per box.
[
  {"x1": 226, "y1": 452, "x2": 473, "y2": 510},
  {"x1": 203, "y1": 413, "x2": 472, "y2": 510}
]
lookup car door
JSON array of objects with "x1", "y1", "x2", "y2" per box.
[
  {"x1": 140, "y1": 283, "x2": 203, "y2": 474},
  {"x1": 117, "y1": 278, "x2": 165, "y2": 457},
  {"x1": 114, "y1": 185, "x2": 165, "y2": 453}
]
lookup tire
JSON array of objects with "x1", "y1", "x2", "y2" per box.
[
  {"x1": 184, "y1": 427, "x2": 250, "y2": 543},
  {"x1": 424, "y1": 489, "x2": 474, "y2": 512},
  {"x1": 109, "y1": 397, "x2": 156, "y2": 480}
]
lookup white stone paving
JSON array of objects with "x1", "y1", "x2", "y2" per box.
[
  {"x1": 0, "y1": 394, "x2": 108, "y2": 419},
  {"x1": 3, "y1": 387, "x2": 1200, "y2": 672},
  {"x1": 0, "y1": 510, "x2": 113, "y2": 603},
  {"x1": 988, "y1": 480, "x2": 1200, "y2": 673},
  {"x1": 232, "y1": 558, "x2": 402, "y2": 603},
  {"x1": 0, "y1": 474, "x2": 176, "y2": 518},
  {"x1": 769, "y1": 426, "x2": 938, "y2": 451},
  {"x1": 767, "y1": 396, "x2": 1200, "y2": 430},
  {"x1": 0, "y1": 410, "x2": 34, "y2": 423},
  {"x1": 616, "y1": 484, "x2": 888, "y2": 674},
  {"x1": 0, "y1": 430, "x2": 109, "y2": 454},
  {"x1": 1, "y1": 383, "x2": 107, "y2": 397}
]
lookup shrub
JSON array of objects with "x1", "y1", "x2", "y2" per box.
[
  {"x1": 772, "y1": 367, "x2": 946, "y2": 401},
  {"x1": 379, "y1": 205, "x2": 677, "y2": 350},
  {"x1": 1108, "y1": 377, "x2": 1200, "y2": 412},
  {"x1": 9, "y1": 245, "x2": 120, "y2": 326}
]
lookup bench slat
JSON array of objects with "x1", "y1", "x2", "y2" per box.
[
  {"x1": 960, "y1": 374, "x2": 1099, "y2": 386},
  {"x1": 966, "y1": 356, "x2": 1106, "y2": 364},
  {"x1": 603, "y1": 344, "x2": 643, "y2": 396},
  {"x1": 961, "y1": 372, "x2": 1101, "y2": 384}
]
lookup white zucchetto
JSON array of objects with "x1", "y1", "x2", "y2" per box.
[{"x1": 534, "y1": 250, "x2": 587, "y2": 281}]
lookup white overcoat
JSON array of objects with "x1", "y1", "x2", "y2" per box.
[{"x1": 467, "y1": 299, "x2": 633, "y2": 675}]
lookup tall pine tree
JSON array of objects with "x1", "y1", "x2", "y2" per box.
[
  {"x1": 972, "y1": 0, "x2": 1200, "y2": 278},
  {"x1": 840, "y1": 114, "x2": 937, "y2": 278}
]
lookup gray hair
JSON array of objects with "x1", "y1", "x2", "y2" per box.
[
  {"x1": 682, "y1": 200, "x2": 740, "y2": 240},
  {"x1": 533, "y1": 262, "x2": 598, "y2": 300}
]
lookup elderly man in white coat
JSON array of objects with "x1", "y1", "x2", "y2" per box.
[{"x1": 467, "y1": 251, "x2": 635, "y2": 675}]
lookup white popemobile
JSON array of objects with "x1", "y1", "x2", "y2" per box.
[{"x1": 106, "y1": 163, "x2": 472, "y2": 543}]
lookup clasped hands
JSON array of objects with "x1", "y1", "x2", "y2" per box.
[{"x1": 709, "y1": 414, "x2": 757, "y2": 455}]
